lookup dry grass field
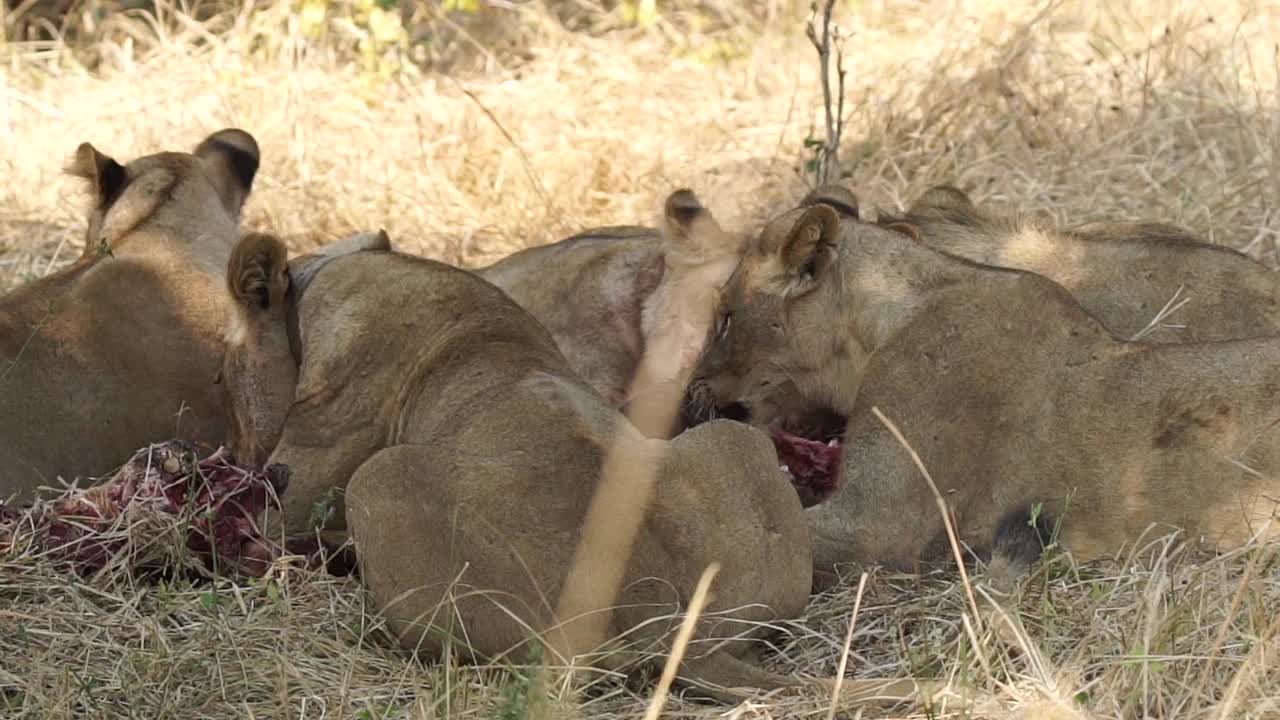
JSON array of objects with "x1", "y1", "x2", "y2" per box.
[{"x1": 4, "y1": 0, "x2": 1280, "y2": 717}]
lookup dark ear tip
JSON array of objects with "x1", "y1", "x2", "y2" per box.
[
  {"x1": 801, "y1": 184, "x2": 860, "y2": 219},
  {"x1": 66, "y1": 142, "x2": 105, "y2": 179},
  {"x1": 200, "y1": 128, "x2": 261, "y2": 158},
  {"x1": 883, "y1": 220, "x2": 922, "y2": 242},
  {"x1": 66, "y1": 143, "x2": 126, "y2": 202},
  {"x1": 916, "y1": 184, "x2": 975, "y2": 211},
  {"x1": 240, "y1": 231, "x2": 281, "y2": 244},
  {"x1": 236, "y1": 232, "x2": 289, "y2": 265},
  {"x1": 800, "y1": 185, "x2": 859, "y2": 220},
  {"x1": 806, "y1": 202, "x2": 842, "y2": 229},
  {"x1": 664, "y1": 188, "x2": 704, "y2": 226},
  {"x1": 197, "y1": 128, "x2": 261, "y2": 189}
]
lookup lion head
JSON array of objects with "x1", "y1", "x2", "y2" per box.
[
  {"x1": 686, "y1": 198, "x2": 923, "y2": 505},
  {"x1": 67, "y1": 129, "x2": 259, "y2": 268}
]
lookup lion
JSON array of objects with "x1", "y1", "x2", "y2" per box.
[
  {"x1": 686, "y1": 200, "x2": 1280, "y2": 589},
  {"x1": 216, "y1": 229, "x2": 933, "y2": 704},
  {"x1": 0, "y1": 129, "x2": 261, "y2": 501},
  {"x1": 853, "y1": 183, "x2": 1280, "y2": 343},
  {"x1": 475, "y1": 191, "x2": 746, "y2": 435}
]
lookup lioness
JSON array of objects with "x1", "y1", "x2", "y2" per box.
[
  {"x1": 859, "y1": 184, "x2": 1280, "y2": 343},
  {"x1": 0, "y1": 129, "x2": 260, "y2": 501},
  {"x1": 216, "y1": 229, "x2": 933, "y2": 703},
  {"x1": 476, "y1": 191, "x2": 745, "y2": 429},
  {"x1": 687, "y1": 201, "x2": 1280, "y2": 586}
]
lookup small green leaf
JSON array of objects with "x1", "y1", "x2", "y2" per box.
[
  {"x1": 443, "y1": 0, "x2": 481, "y2": 12},
  {"x1": 1088, "y1": 582, "x2": 1107, "y2": 600},
  {"x1": 309, "y1": 487, "x2": 338, "y2": 531}
]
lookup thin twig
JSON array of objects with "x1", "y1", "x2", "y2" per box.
[
  {"x1": 1127, "y1": 284, "x2": 1190, "y2": 341},
  {"x1": 832, "y1": 24, "x2": 845, "y2": 178},
  {"x1": 807, "y1": 0, "x2": 843, "y2": 185},
  {"x1": 449, "y1": 78, "x2": 554, "y2": 216}
]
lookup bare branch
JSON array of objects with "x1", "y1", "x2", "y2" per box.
[
  {"x1": 807, "y1": 0, "x2": 846, "y2": 186},
  {"x1": 832, "y1": 23, "x2": 846, "y2": 180}
]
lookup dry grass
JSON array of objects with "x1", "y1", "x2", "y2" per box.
[{"x1": 3, "y1": 0, "x2": 1280, "y2": 717}]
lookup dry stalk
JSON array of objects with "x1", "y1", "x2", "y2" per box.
[
  {"x1": 641, "y1": 562, "x2": 720, "y2": 720},
  {"x1": 806, "y1": 0, "x2": 846, "y2": 185},
  {"x1": 825, "y1": 571, "x2": 868, "y2": 720},
  {"x1": 448, "y1": 77, "x2": 554, "y2": 217}
]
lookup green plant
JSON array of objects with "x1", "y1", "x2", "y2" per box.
[
  {"x1": 309, "y1": 486, "x2": 338, "y2": 532},
  {"x1": 496, "y1": 642, "x2": 547, "y2": 720}
]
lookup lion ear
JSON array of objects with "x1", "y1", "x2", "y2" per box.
[
  {"x1": 781, "y1": 204, "x2": 841, "y2": 286},
  {"x1": 227, "y1": 233, "x2": 290, "y2": 313},
  {"x1": 67, "y1": 142, "x2": 127, "y2": 207},
  {"x1": 661, "y1": 189, "x2": 718, "y2": 242},
  {"x1": 881, "y1": 220, "x2": 922, "y2": 242},
  {"x1": 661, "y1": 188, "x2": 741, "y2": 259},
  {"x1": 911, "y1": 185, "x2": 975, "y2": 214},
  {"x1": 195, "y1": 128, "x2": 261, "y2": 218},
  {"x1": 800, "y1": 184, "x2": 860, "y2": 220},
  {"x1": 663, "y1": 188, "x2": 705, "y2": 228}
]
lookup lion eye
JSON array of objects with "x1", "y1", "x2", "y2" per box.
[{"x1": 716, "y1": 311, "x2": 732, "y2": 340}]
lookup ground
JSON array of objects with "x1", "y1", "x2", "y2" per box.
[{"x1": 2, "y1": 1, "x2": 1280, "y2": 718}]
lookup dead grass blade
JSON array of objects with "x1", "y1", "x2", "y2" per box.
[
  {"x1": 825, "y1": 571, "x2": 867, "y2": 720},
  {"x1": 642, "y1": 562, "x2": 720, "y2": 720}
]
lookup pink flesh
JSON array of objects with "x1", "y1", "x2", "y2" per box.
[
  {"x1": 0, "y1": 442, "x2": 290, "y2": 578},
  {"x1": 769, "y1": 428, "x2": 842, "y2": 506}
]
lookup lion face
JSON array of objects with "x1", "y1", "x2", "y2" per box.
[
  {"x1": 686, "y1": 201, "x2": 902, "y2": 505},
  {"x1": 691, "y1": 205, "x2": 839, "y2": 410},
  {"x1": 686, "y1": 202, "x2": 855, "y2": 502}
]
